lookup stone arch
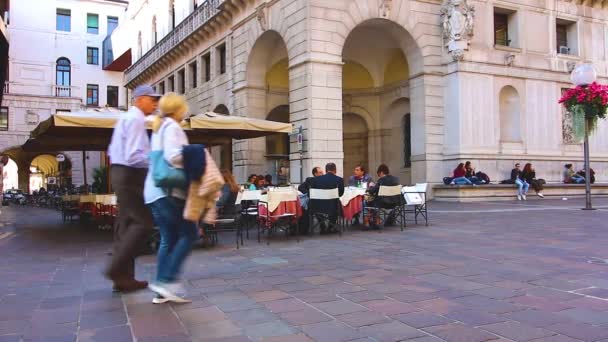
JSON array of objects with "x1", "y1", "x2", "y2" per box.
[
  {"x1": 246, "y1": 30, "x2": 289, "y2": 90},
  {"x1": 339, "y1": 17, "x2": 426, "y2": 77},
  {"x1": 213, "y1": 104, "x2": 230, "y2": 115},
  {"x1": 499, "y1": 86, "x2": 522, "y2": 142}
]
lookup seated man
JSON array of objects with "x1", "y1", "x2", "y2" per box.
[
  {"x1": 348, "y1": 165, "x2": 373, "y2": 188},
  {"x1": 366, "y1": 164, "x2": 401, "y2": 228},
  {"x1": 309, "y1": 163, "x2": 345, "y2": 234},
  {"x1": 298, "y1": 166, "x2": 323, "y2": 195},
  {"x1": 297, "y1": 166, "x2": 323, "y2": 234}
]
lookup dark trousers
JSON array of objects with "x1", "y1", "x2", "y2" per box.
[
  {"x1": 106, "y1": 165, "x2": 154, "y2": 281},
  {"x1": 529, "y1": 179, "x2": 545, "y2": 193}
]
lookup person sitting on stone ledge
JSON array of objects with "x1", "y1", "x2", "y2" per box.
[
  {"x1": 564, "y1": 164, "x2": 585, "y2": 184},
  {"x1": 450, "y1": 163, "x2": 473, "y2": 185}
]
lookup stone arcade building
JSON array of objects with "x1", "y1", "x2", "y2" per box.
[{"x1": 107, "y1": 0, "x2": 608, "y2": 190}]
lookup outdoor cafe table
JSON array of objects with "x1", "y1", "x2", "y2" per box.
[
  {"x1": 257, "y1": 190, "x2": 303, "y2": 224},
  {"x1": 340, "y1": 187, "x2": 366, "y2": 220}
]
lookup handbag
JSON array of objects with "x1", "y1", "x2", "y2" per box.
[{"x1": 150, "y1": 120, "x2": 188, "y2": 189}]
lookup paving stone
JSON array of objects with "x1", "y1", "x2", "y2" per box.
[
  {"x1": 227, "y1": 309, "x2": 280, "y2": 327},
  {"x1": 250, "y1": 290, "x2": 290, "y2": 303},
  {"x1": 79, "y1": 309, "x2": 128, "y2": 330},
  {"x1": 480, "y1": 321, "x2": 556, "y2": 341},
  {"x1": 263, "y1": 298, "x2": 309, "y2": 314},
  {"x1": 243, "y1": 320, "x2": 298, "y2": 341},
  {"x1": 446, "y1": 310, "x2": 508, "y2": 326},
  {"x1": 279, "y1": 308, "x2": 333, "y2": 326},
  {"x1": 525, "y1": 287, "x2": 583, "y2": 302},
  {"x1": 313, "y1": 299, "x2": 366, "y2": 316},
  {"x1": 360, "y1": 299, "x2": 419, "y2": 315},
  {"x1": 405, "y1": 336, "x2": 446, "y2": 342},
  {"x1": 291, "y1": 289, "x2": 338, "y2": 303},
  {"x1": 188, "y1": 320, "x2": 243, "y2": 340},
  {"x1": 177, "y1": 306, "x2": 227, "y2": 326},
  {"x1": 216, "y1": 299, "x2": 262, "y2": 313},
  {"x1": 358, "y1": 320, "x2": 427, "y2": 341},
  {"x1": 411, "y1": 298, "x2": 467, "y2": 315},
  {"x1": 339, "y1": 291, "x2": 386, "y2": 303},
  {"x1": 557, "y1": 307, "x2": 608, "y2": 325},
  {"x1": 301, "y1": 275, "x2": 340, "y2": 285},
  {"x1": 299, "y1": 321, "x2": 365, "y2": 342},
  {"x1": 392, "y1": 311, "x2": 454, "y2": 329},
  {"x1": 424, "y1": 323, "x2": 500, "y2": 342},
  {"x1": 0, "y1": 335, "x2": 22, "y2": 342},
  {"x1": 529, "y1": 336, "x2": 584, "y2": 342},
  {"x1": 130, "y1": 312, "x2": 186, "y2": 338},
  {"x1": 574, "y1": 288, "x2": 608, "y2": 299},
  {"x1": 335, "y1": 310, "x2": 392, "y2": 327},
  {"x1": 0, "y1": 319, "x2": 29, "y2": 335},
  {"x1": 474, "y1": 287, "x2": 524, "y2": 299},
  {"x1": 505, "y1": 309, "x2": 572, "y2": 328},
  {"x1": 77, "y1": 325, "x2": 133, "y2": 342},
  {"x1": 387, "y1": 290, "x2": 438, "y2": 303},
  {"x1": 509, "y1": 295, "x2": 574, "y2": 312},
  {"x1": 260, "y1": 334, "x2": 313, "y2": 342},
  {"x1": 546, "y1": 322, "x2": 608, "y2": 341}
]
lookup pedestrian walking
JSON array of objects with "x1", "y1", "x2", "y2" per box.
[
  {"x1": 144, "y1": 93, "x2": 197, "y2": 303},
  {"x1": 105, "y1": 84, "x2": 160, "y2": 292}
]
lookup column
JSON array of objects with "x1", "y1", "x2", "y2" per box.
[{"x1": 289, "y1": 60, "x2": 344, "y2": 183}]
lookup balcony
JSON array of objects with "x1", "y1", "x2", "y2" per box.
[
  {"x1": 125, "y1": 0, "x2": 223, "y2": 85},
  {"x1": 53, "y1": 85, "x2": 72, "y2": 97}
]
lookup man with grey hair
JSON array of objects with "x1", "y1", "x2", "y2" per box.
[{"x1": 105, "y1": 85, "x2": 161, "y2": 292}]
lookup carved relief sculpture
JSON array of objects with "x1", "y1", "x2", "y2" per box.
[
  {"x1": 440, "y1": 0, "x2": 475, "y2": 61},
  {"x1": 379, "y1": 0, "x2": 393, "y2": 18},
  {"x1": 256, "y1": 5, "x2": 267, "y2": 31}
]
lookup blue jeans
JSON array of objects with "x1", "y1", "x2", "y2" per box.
[
  {"x1": 571, "y1": 175, "x2": 585, "y2": 184},
  {"x1": 453, "y1": 177, "x2": 473, "y2": 185},
  {"x1": 149, "y1": 197, "x2": 198, "y2": 283},
  {"x1": 515, "y1": 179, "x2": 529, "y2": 196}
]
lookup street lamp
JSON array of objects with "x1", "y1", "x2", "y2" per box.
[{"x1": 570, "y1": 64, "x2": 597, "y2": 210}]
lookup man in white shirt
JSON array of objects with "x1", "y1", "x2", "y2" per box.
[{"x1": 105, "y1": 85, "x2": 160, "y2": 292}]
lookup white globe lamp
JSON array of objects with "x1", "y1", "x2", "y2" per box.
[{"x1": 571, "y1": 64, "x2": 597, "y2": 87}]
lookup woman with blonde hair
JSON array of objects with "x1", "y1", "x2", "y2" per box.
[{"x1": 143, "y1": 92, "x2": 196, "y2": 304}]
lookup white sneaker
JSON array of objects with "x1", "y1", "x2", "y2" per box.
[
  {"x1": 522, "y1": 195, "x2": 527, "y2": 201},
  {"x1": 538, "y1": 193, "x2": 544, "y2": 198},
  {"x1": 148, "y1": 282, "x2": 191, "y2": 304},
  {"x1": 152, "y1": 295, "x2": 170, "y2": 304},
  {"x1": 517, "y1": 195, "x2": 522, "y2": 201},
  {"x1": 450, "y1": 182, "x2": 455, "y2": 185}
]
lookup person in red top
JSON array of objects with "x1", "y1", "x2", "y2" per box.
[{"x1": 451, "y1": 163, "x2": 473, "y2": 185}]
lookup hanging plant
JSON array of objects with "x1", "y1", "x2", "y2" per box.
[{"x1": 559, "y1": 82, "x2": 608, "y2": 140}]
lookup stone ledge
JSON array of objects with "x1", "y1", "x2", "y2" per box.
[{"x1": 434, "y1": 183, "x2": 608, "y2": 202}]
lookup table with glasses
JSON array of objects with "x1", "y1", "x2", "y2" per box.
[{"x1": 340, "y1": 187, "x2": 367, "y2": 221}]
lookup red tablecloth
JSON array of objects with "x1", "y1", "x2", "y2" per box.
[
  {"x1": 258, "y1": 199, "x2": 303, "y2": 227},
  {"x1": 342, "y1": 195, "x2": 364, "y2": 220}
]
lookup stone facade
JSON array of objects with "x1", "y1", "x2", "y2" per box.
[{"x1": 118, "y1": 0, "x2": 608, "y2": 190}]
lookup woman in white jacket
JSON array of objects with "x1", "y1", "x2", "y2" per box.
[{"x1": 144, "y1": 93, "x2": 195, "y2": 303}]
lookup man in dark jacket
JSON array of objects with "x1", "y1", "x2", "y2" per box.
[
  {"x1": 298, "y1": 166, "x2": 323, "y2": 194},
  {"x1": 368, "y1": 164, "x2": 400, "y2": 207},
  {"x1": 309, "y1": 163, "x2": 345, "y2": 234}
]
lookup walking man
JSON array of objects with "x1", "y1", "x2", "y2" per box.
[{"x1": 105, "y1": 85, "x2": 160, "y2": 292}]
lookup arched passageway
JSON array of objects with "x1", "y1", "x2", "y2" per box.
[{"x1": 341, "y1": 18, "x2": 418, "y2": 184}]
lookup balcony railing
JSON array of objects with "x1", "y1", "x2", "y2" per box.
[
  {"x1": 125, "y1": 0, "x2": 223, "y2": 85},
  {"x1": 53, "y1": 85, "x2": 72, "y2": 97}
]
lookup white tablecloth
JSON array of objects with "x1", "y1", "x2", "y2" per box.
[
  {"x1": 340, "y1": 187, "x2": 366, "y2": 206},
  {"x1": 260, "y1": 191, "x2": 298, "y2": 212}
]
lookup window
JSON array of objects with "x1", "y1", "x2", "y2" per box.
[
  {"x1": 403, "y1": 114, "x2": 411, "y2": 168},
  {"x1": 107, "y1": 16, "x2": 118, "y2": 36},
  {"x1": 556, "y1": 19, "x2": 577, "y2": 55},
  {"x1": 493, "y1": 8, "x2": 518, "y2": 48},
  {"x1": 168, "y1": 75, "x2": 175, "y2": 92},
  {"x1": 87, "y1": 47, "x2": 99, "y2": 65},
  {"x1": 158, "y1": 81, "x2": 165, "y2": 94},
  {"x1": 107, "y1": 86, "x2": 119, "y2": 107},
  {"x1": 189, "y1": 62, "x2": 198, "y2": 89},
  {"x1": 194, "y1": 0, "x2": 198, "y2": 10},
  {"x1": 178, "y1": 69, "x2": 185, "y2": 94},
  {"x1": 203, "y1": 53, "x2": 211, "y2": 82},
  {"x1": 56, "y1": 58, "x2": 71, "y2": 97},
  {"x1": 56, "y1": 9, "x2": 71, "y2": 32},
  {"x1": 0, "y1": 107, "x2": 8, "y2": 131},
  {"x1": 87, "y1": 14, "x2": 99, "y2": 34},
  {"x1": 87, "y1": 84, "x2": 99, "y2": 106},
  {"x1": 217, "y1": 44, "x2": 226, "y2": 75}
]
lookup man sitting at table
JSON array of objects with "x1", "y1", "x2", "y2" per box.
[
  {"x1": 348, "y1": 165, "x2": 373, "y2": 188},
  {"x1": 298, "y1": 166, "x2": 323, "y2": 196},
  {"x1": 366, "y1": 164, "x2": 401, "y2": 228},
  {"x1": 309, "y1": 163, "x2": 345, "y2": 234}
]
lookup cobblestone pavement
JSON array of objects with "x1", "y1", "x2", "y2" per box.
[{"x1": 2, "y1": 198, "x2": 608, "y2": 341}]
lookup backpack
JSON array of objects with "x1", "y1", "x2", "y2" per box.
[
  {"x1": 443, "y1": 177, "x2": 453, "y2": 185},
  {"x1": 475, "y1": 172, "x2": 490, "y2": 184}
]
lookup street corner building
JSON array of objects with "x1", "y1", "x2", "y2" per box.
[{"x1": 59, "y1": 0, "x2": 608, "y2": 196}]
